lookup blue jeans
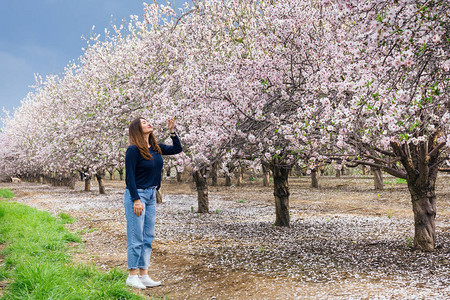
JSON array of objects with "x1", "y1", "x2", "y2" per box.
[{"x1": 123, "y1": 187, "x2": 157, "y2": 270}]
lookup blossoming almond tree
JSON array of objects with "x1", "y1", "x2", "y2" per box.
[
  {"x1": 159, "y1": 0, "x2": 248, "y2": 212},
  {"x1": 326, "y1": 0, "x2": 449, "y2": 251},
  {"x1": 0, "y1": 4, "x2": 173, "y2": 192},
  {"x1": 179, "y1": 0, "x2": 345, "y2": 226},
  {"x1": 0, "y1": 74, "x2": 76, "y2": 185}
]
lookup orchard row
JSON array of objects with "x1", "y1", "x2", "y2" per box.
[{"x1": 0, "y1": 0, "x2": 448, "y2": 251}]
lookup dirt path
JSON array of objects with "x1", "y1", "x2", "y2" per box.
[{"x1": 2, "y1": 174, "x2": 450, "y2": 299}]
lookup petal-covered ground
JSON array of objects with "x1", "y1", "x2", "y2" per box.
[{"x1": 3, "y1": 174, "x2": 450, "y2": 299}]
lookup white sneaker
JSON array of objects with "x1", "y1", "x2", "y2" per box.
[
  {"x1": 126, "y1": 275, "x2": 146, "y2": 289},
  {"x1": 139, "y1": 275, "x2": 161, "y2": 287}
]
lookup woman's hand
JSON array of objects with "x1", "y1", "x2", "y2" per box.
[
  {"x1": 168, "y1": 117, "x2": 175, "y2": 133},
  {"x1": 134, "y1": 199, "x2": 144, "y2": 217}
]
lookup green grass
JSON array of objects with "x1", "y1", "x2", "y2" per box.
[
  {"x1": 387, "y1": 210, "x2": 393, "y2": 219},
  {"x1": 0, "y1": 188, "x2": 15, "y2": 199},
  {"x1": 395, "y1": 178, "x2": 407, "y2": 184},
  {"x1": 58, "y1": 212, "x2": 76, "y2": 224},
  {"x1": 0, "y1": 200, "x2": 142, "y2": 299},
  {"x1": 383, "y1": 178, "x2": 408, "y2": 186}
]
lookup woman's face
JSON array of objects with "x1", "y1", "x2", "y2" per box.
[{"x1": 140, "y1": 119, "x2": 153, "y2": 135}]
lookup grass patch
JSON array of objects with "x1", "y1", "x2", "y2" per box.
[
  {"x1": 0, "y1": 201, "x2": 141, "y2": 299},
  {"x1": 0, "y1": 188, "x2": 15, "y2": 199},
  {"x1": 395, "y1": 178, "x2": 407, "y2": 184},
  {"x1": 383, "y1": 178, "x2": 407, "y2": 186},
  {"x1": 58, "y1": 212, "x2": 76, "y2": 224}
]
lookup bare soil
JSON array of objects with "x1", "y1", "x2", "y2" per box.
[{"x1": 2, "y1": 174, "x2": 450, "y2": 299}]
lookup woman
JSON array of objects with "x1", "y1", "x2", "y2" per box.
[{"x1": 124, "y1": 116, "x2": 182, "y2": 289}]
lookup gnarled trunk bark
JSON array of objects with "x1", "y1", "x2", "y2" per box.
[
  {"x1": 311, "y1": 168, "x2": 319, "y2": 188},
  {"x1": 409, "y1": 185, "x2": 436, "y2": 252},
  {"x1": 96, "y1": 171, "x2": 106, "y2": 194},
  {"x1": 210, "y1": 162, "x2": 218, "y2": 186},
  {"x1": 236, "y1": 167, "x2": 243, "y2": 187},
  {"x1": 271, "y1": 162, "x2": 290, "y2": 227},
  {"x1": 193, "y1": 169, "x2": 209, "y2": 213},
  {"x1": 390, "y1": 139, "x2": 443, "y2": 252},
  {"x1": 118, "y1": 168, "x2": 124, "y2": 181},
  {"x1": 84, "y1": 177, "x2": 91, "y2": 191},
  {"x1": 225, "y1": 174, "x2": 231, "y2": 186},
  {"x1": 262, "y1": 162, "x2": 270, "y2": 187},
  {"x1": 371, "y1": 167, "x2": 384, "y2": 190},
  {"x1": 335, "y1": 169, "x2": 341, "y2": 178}
]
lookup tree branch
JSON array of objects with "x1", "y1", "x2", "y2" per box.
[
  {"x1": 417, "y1": 141, "x2": 429, "y2": 187},
  {"x1": 391, "y1": 141, "x2": 416, "y2": 180},
  {"x1": 428, "y1": 142, "x2": 445, "y2": 158},
  {"x1": 348, "y1": 159, "x2": 407, "y2": 179}
]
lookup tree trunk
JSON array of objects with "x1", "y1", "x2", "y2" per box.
[
  {"x1": 311, "y1": 168, "x2": 319, "y2": 188},
  {"x1": 262, "y1": 162, "x2": 270, "y2": 187},
  {"x1": 319, "y1": 166, "x2": 325, "y2": 176},
  {"x1": 156, "y1": 189, "x2": 162, "y2": 204},
  {"x1": 236, "y1": 167, "x2": 243, "y2": 187},
  {"x1": 271, "y1": 162, "x2": 290, "y2": 227},
  {"x1": 361, "y1": 165, "x2": 367, "y2": 175},
  {"x1": 193, "y1": 170, "x2": 209, "y2": 213},
  {"x1": 84, "y1": 177, "x2": 91, "y2": 191},
  {"x1": 225, "y1": 174, "x2": 231, "y2": 186},
  {"x1": 263, "y1": 172, "x2": 270, "y2": 186},
  {"x1": 210, "y1": 162, "x2": 218, "y2": 187},
  {"x1": 336, "y1": 169, "x2": 341, "y2": 178},
  {"x1": 408, "y1": 183, "x2": 436, "y2": 252},
  {"x1": 68, "y1": 174, "x2": 76, "y2": 190},
  {"x1": 118, "y1": 168, "x2": 124, "y2": 181},
  {"x1": 96, "y1": 171, "x2": 106, "y2": 194},
  {"x1": 109, "y1": 172, "x2": 113, "y2": 180},
  {"x1": 176, "y1": 171, "x2": 182, "y2": 183},
  {"x1": 371, "y1": 167, "x2": 384, "y2": 190},
  {"x1": 389, "y1": 140, "x2": 443, "y2": 252}
]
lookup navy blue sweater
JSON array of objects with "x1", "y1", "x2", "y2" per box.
[{"x1": 125, "y1": 135, "x2": 182, "y2": 201}]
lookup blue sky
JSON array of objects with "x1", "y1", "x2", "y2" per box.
[{"x1": 0, "y1": 0, "x2": 185, "y2": 125}]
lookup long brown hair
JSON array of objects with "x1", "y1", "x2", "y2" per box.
[{"x1": 128, "y1": 117, "x2": 162, "y2": 160}]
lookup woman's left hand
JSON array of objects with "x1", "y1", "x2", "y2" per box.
[{"x1": 168, "y1": 117, "x2": 175, "y2": 133}]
